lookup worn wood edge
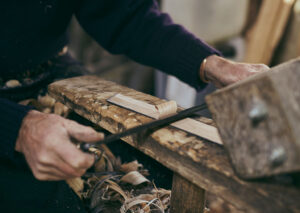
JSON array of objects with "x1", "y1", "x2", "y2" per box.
[
  {"x1": 108, "y1": 93, "x2": 222, "y2": 145},
  {"x1": 170, "y1": 173, "x2": 205, "y2": 213},
  {"x1": 49, "y1": 88, "x2": 300, "y2": 213},
  {"x1": 172, "y1": 118, "x2": 222, "y2": 145}
]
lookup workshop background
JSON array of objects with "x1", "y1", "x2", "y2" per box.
[{"x1": 68, "y1": 0, "x2": 300, "y2": 112}]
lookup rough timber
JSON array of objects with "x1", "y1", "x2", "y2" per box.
[{"x1": 49, "y1": 76, "x2": 300, "y2": 213}]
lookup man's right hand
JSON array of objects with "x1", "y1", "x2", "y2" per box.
[{"x1": 15, "y1": 110, "x2": 104, "y2": 181}]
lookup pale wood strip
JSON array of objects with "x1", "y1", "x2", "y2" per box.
[
  {"x1": 172, "y1": 118, "x2": 222, "y2": 145},
  {"x1": 108, "y1": 93, "x2": 222, "y2": 144},
  {"x1": 108, "y1": 93, "x2": 159, "y2": 118}
]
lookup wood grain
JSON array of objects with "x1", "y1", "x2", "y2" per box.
[
  {"x1": 107, "y1": 93, "x2": 177, "y2": 119},
  {"x1": 206, "y1": 59, "x2": 300, "y2": 178},
  {"x1": 170, "y1": 173, "x2": 205, "y2": 213},
  {"x1": 48, "y1": 76, "x2": 300, "y2": 213}
]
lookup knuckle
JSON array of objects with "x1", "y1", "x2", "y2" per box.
[
  {"x1": 72, "y1": 158, "x2": 86, "y2": 169},
  {"x1": 37, "y1": 154, "x2": 50, "y2": 164},
  {"x1": 33, "y1": 171, "x2": 45, "y2": 180},
  {"x1": 35, "y1": 164, "x2": 44, "y2": 173},
  {"x1": 73, "y1": 155, "x2": 93, "y2": 169}
]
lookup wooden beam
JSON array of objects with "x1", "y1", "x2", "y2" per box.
[
  {"x1": 170, "y1": 173, "x2": 205, "y2": 213},
  {"x1": 48, "y1": 76, "x2": 300, "y2": 213}
]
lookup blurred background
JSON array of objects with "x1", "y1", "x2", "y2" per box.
[{"x1": 67, "y1": 0, "x2": 300, "y2": 113}]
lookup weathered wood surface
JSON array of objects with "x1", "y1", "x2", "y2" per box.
[
  {"x1": 206, "y1": 59, "x2": 300, "y2": 178},
  {"x1": 170, "y1": 173, "x2": 205, "y2": 213},
  {"x1": 48, "y1": 76, "x2": 300, "y2": 213}
]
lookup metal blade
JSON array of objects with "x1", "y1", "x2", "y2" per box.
[{"x1": 80, "y1": 103, "x2": 208, "y2": 152}]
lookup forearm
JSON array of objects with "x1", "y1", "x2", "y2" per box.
[
  {"x1": 0, "y1": 98, "x2": 32, "y2": 161},
  {"x1": 75, "y1": 0, "x2": 221, "y2": 89}
]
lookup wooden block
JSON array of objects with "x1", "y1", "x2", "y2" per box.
[
  {"x1": 245, "y1": 0, "x2": 295, "y2": 64},
  {"x1": 48, "y1": 76, "x2": 300, "y2": 213},
  {"x1": 108, "y1": 93, "x2": 223, "y2": 145},
  {"x1": 170, "y1": 173, "x2": 205, "y2": 213},
  {"x1": 107, "y1": 93, "x2": 177, "y2": 119},
  {"x1": 206, "y1": 58, "x2": 300, "y2": 178}
]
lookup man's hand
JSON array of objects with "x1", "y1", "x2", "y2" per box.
[
  {"x1": 203, "y1": 55, "x2": 270, "y2": 88},
  {"x1": 15, "y1": 110, "x2": 104, "y2": 181}
]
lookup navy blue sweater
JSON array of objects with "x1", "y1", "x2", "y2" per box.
[{"x1": 0, "y1": 0, "x2": 220, "y2": 161}]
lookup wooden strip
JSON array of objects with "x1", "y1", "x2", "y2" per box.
[
  {"x1": 172, "y1": 118, "x2": 222, "y2": 145},
  {"x1": 170, "y1": 173, "x2": 205, "y2": 213},
  {"x1": 108, "y1": 93, "x2": 223, "y2": 145},
  {"x1": 108, "y1": 93, "x2": 160, "y2": 119},
  {"x1": 245, "y1": 0, "x2": 295, "y2": 64}
]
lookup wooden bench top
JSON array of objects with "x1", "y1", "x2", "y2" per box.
[{"x1": 48, "y1": 76, "x2": 300, "y2": 213}]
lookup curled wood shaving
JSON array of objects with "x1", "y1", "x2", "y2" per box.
[
  {"x1": 105, "y1": 179, "x2": 129, "y2": 201},
  {"x1": 120, "y1": 196, "x2": 165, "y2": 213},
  {"x1": 38, "y1": 94, "x2": 56, "y2": 107},
  {"x1": 54, "y1": 102, "x2": 70, "y2": 117},
  {"x1": 66, "y1": 177, "x2": 84, "y2": 199},
  {"x1": 120, "y1": 171, "x2": 150, "y2": 186},
  {"x1": 120, "y1": 160, "x2": 143, "y2": 173}
]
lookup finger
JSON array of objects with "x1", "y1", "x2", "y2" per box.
[
  {"x1": 38, "y1": 156, "x2": 87, "y2": 178},
  {"x1": 65, "y1": 120, "x2": 104, "y2": 143},
  {"x1": 33, "y1": 171, "x2": 67, "y2": 181},
  {"x1": 54, "y1": 138, "x2": 95, "y2": 170}
]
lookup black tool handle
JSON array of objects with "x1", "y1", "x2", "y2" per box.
[{"x1": 80, "y1": 103, "x2": 207, "y2": 152}]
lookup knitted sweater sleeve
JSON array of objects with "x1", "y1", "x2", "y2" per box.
[
  {"x1": 0, "y1": 98, "x2": 31, "y2": 161},
  {"x1": 75, "y1": 0, "x2": 221, "y2": 90}
]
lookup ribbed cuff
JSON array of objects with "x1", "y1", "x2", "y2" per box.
[
  {"x1": 0, "y1": 98, "x2": 32, "y2": 162},
  {"x1": 172, "y1": 36, "x2": 222, "y2": 91}
]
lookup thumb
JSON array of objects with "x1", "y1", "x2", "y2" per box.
[{"x1": 65, "y1": 120, "x2": 104, "y2": 143}]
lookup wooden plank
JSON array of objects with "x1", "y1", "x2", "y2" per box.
[
  {"x1": 170, "y1": 173, "x2": 205, "y2": 213},
  {"x1": 48, "y1": 76, "x2": 300, "y2": 213},
  {"x1": 108, "y1": 93, "x2": 222, "y2": 145},
  {"x1": 245, "y1": 0, "x2": 295, "y2": 64}
]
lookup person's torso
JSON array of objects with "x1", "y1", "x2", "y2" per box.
[{"x1": 0, "y1": 0, "x2": 79, "y2": 77}]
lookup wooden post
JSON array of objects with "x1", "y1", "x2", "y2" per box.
[{"x1": 170, "y1": 173, "x2": 205, "y2": 213}]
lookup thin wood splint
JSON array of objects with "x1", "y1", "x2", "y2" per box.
[{"x1": 107, "y1": 93, "x2": 222, "y2": 145}]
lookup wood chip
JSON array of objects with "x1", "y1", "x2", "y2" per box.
[
  {"x1": 66, "y1": 177, "x2": 84, "y2": 199},
  {"x1": 120, "y1": 160, "x2": 143, "y2": 173},
  {"x1": 5, "y1": 79, "x2": 21, "y2": 88},
  {"x1": 120, "y1": 171, "x2": 150, "y2": 185},
  {"x1": 38, "y1": 94, "x2": 56, "y2": 107}
]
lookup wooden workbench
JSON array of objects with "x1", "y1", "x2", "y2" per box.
[{"x1": 48, "y1": 76, "x2": 300, "y2": 213}]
